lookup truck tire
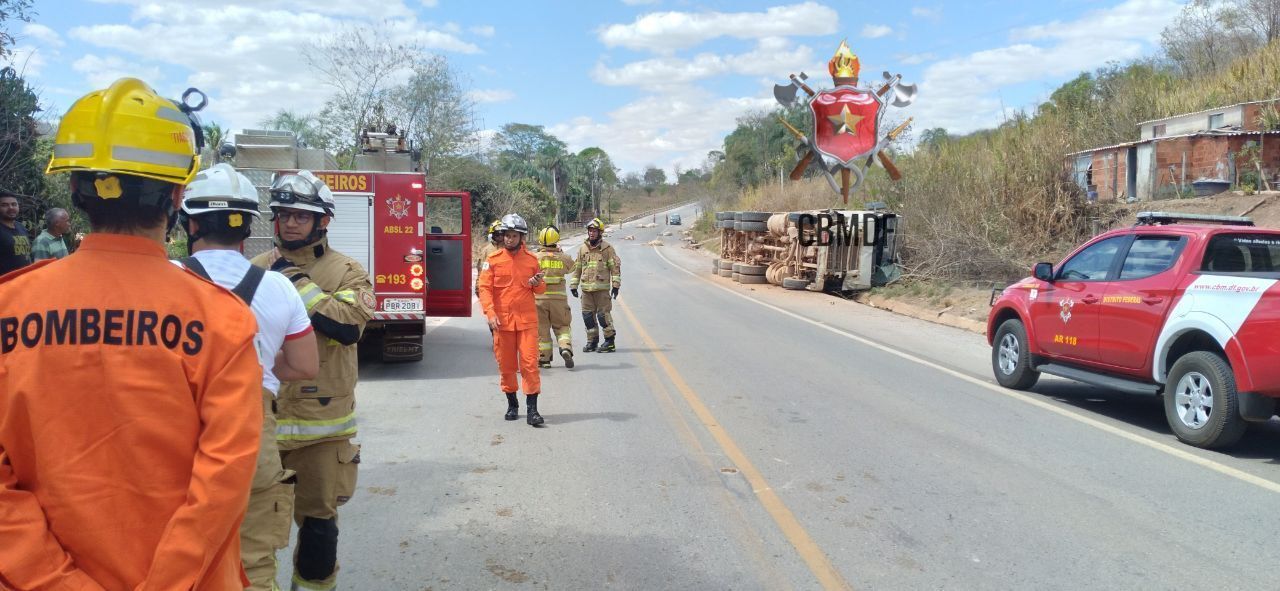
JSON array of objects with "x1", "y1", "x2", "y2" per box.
[
  {"x1": 781, "y1": 277, "x2": 810, "y2": 290},
  {"x1": 738, "y1": 221, "x2": 768, "y2": 232},
  {"x1": 731, "y1": 263, "x2": 742, "y2": 273},
  {"x1": 712, "y1": 258, "x2": 721, "y2": 274},
  {"x1": 739, "y1": 211, "x2": 771, "y2": 222},
  {"x1": 718, "y1": 260, "x2": 734, "y2": 270},
  {"x1": 991, "y1": 319, "x2": 1040, "y2": 390},
  {"x1": 1163, "y1": 351, "x2": 1246, "y2": 449},
  {"x1": 738, "y1": 264, "x2": 767, "y2": 276},
  {"x1": 715, "y1": 211, "x2": 734, "y2": 221},
  {"x1": 717, "y1": 269, "x2": 733, "y2": 278},
  {"x1": 717, "y1": 220, "x2": 733, "y2": 229},
  {"x1": 731, "y1": 272, "x2": 741, "y2": 282},
  {"x1": 739, "y1": 274, "x2": 768, "y2": 284},
  {"x1": 732, "y1": 212, "x2": 744, "y2": 221}
]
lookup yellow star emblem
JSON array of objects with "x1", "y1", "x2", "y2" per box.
[{"x1": 827, "y1": 105, "x2": 863, "y2": 136}]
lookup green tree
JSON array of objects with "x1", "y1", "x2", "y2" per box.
[
  {"x1": 0, "y1": 0, "x2": 33, "y2": 58},
  {"x1": 642, "y1": 166, "x2": 666, "y2": 196},
  {"x1": 0, "y1": 67, "x2": 41, "y2": 226},
  {"x1": 259, "y1": 109, "x2": 325, "y2": 149},
  {"x1": 492, "y1": 123, "x2": 566, "y2": 180},
  {"x1": 391, "y1": 55, "x2": 477, "y2": 174}
]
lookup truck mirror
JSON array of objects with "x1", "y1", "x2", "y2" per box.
[{"x1": 1033, "y1": 262, "x2": 1054, "y2": 282}]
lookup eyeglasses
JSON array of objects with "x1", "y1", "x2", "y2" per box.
[{"x1": 274, "y1": 211, "x2": 315, "y2": 224}]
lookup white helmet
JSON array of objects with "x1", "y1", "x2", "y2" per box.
[
  {"x1": 269, "y1": 169, "x2": 335, "y2": 216},
  {"x1": 499, "y1": 213, "x2": 529, "y2": 234},
  {"x1": 181, "y1": 163, "x2": 261, "y2": 217}
]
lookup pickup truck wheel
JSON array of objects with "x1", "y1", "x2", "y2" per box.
[
  {"x1": 1164, "y1": 351, "x2": 1246, "y2": 449},
  {"x1": 992, "y1": 319, "x2": 1039, "y2": 390}
]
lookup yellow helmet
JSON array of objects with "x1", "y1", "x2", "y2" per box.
[
  {"x1": 586, "y1": 217, "x2": 604, "y2": 230},
  {"x1": 537, "y1": 225, "x2": 560, "y2": 246},
  {"x1": 487, "y1": 219, "x2": 502, "y2": 241},
  {"x1": 46, "y1": 78, "x2": 202, "y2": 185}
]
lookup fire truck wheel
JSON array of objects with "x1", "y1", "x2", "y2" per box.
[
  {"x1": 731, "y1": 272, "x2": 742, "y2": 282},
  {"x1": 738, "y1": 221, "x2": 769, "y2": 232},
  {"x1": 718, "y1": 260, "x2": 734, "y2": 270},
  {"x1": 717, "y1": 269, "x2": 733, "y2": 278},
  {"x1": 781, "y1": 277, "x2": 810, "y2": 290},
  {"x1": 991, "y1": 319, "x2": 1039, "y2": 390},
  {"x1": 738, "y1": 211, "x2": 772, "y2": 222},
  {"x1": 1163, "y1": 351, "x2": 1246, "y2": 449},
  {"x1": 738, "y1": 264, "x2": 767, "y2": 276},
  {"x1": 739, "y1": 274, "x2": 768, "y2": 285}
]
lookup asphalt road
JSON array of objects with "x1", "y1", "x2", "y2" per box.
[{"x1": 281, "y1": 203, "x2": 1280, "y2": 590}]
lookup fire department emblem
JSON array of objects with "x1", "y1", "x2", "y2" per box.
[
  {"x1": 387, "y1": 194, "x2": 411, "y2": 220},
  {"x1": 773, "y1": 40, "x2": 917, "y2": 203},
  {"x1": 1059, "y1": 297, "x2": 1075, "y2": 324}
]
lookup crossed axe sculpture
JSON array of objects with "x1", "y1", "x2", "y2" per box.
[{"x1": 774, "y1": 71, "x2": 916, "y2": 201}]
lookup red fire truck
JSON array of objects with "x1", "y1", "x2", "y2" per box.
[{"x1": 231, "y1": 129, "x2": 472, "y2": 362}]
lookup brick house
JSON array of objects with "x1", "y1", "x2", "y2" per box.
[{"x1": 1068, "y1": 99, "x2": 1280, "y2": 201}]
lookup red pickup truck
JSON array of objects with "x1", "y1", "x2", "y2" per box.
[{"x1": 987, "y1": 212, "x2": 1280, "y2": 449}]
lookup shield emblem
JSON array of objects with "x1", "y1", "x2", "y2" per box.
[{"x1": 809, "y1": 86, "x2": 882, "y2": 166}]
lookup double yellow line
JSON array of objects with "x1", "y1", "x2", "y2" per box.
[{"x1": 617, "y1": 299, "x2": 854, "y2": 591}]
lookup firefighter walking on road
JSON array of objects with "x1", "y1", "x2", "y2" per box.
[
  {"x1": 251, "y1": 170, "x2": 374, "y2": 591},
  {"x1": 478, "y1": 213, "x2": 547, "y2": 426},
  {"x1": 534, "y1": 225, "x2": 575, "y2": 368},
  {"x1": 0, "y1": 78, "x2": 263, "y2": 590},
  {"x1": 570, "y1": 217, "x2": 621, "y2": 352}
]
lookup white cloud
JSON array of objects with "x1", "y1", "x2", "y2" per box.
[
  {"x1": 861, "y1": 24, "x2": 893, "y2": 39},
  {"x1": 21, "y1": 23, "x2": 63, "y2": 47},
  {"x1": 911, "y1": 7, "x2": 940, "y2": 19},
  {"x1": 1012, "y1": 0, "x2": 1180, "y2": 44},
  {"x1": 5, "y1": 46, "x2": 48, "y2": 76},
  {"x1": 63, "y1": 1, "x2": 483, "y2": 132},
  {"x1": 593, "y1": 37, "x2": 814, "y2": 88},
  {"x1": 549, "y1": 88, "x2": 774, "y2": 175},
  {"x1": 72, "y1": 54, "x2": 164, "y2": 90},
  {"x1": 598, "y1": 2, "x2": 838, "y2": 53},
  {"x1": 469, "y1": 88, "x2": 515, "y2": 103},
  {"x1": 896, "y1": 52, "x2": 935, "y2": 65},
  {"x1": 470, "y1": 25, "x2": 495, "y2": 37}
]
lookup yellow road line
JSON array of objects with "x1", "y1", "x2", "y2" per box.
[
  {"x1": 617, "y1": 298, "x2": 855, "y2": 591},
  {"x1": 650, "y1": 246, "x2": 1280, "y2": 496}
]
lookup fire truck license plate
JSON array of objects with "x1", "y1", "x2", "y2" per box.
[{"x1": 382, "y1": 298, "x2": 423, "y2": 312}]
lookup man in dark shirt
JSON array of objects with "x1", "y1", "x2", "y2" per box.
[{"x1": 0, "y1": 191, "x2": 32, "y2": 274}]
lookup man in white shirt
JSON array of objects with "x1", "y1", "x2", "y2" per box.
[{"x1": 177, "y1": 163, "x2": 319, "y2": 591}]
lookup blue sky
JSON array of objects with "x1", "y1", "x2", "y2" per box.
[{"x1": 9, "y1": 0, "x2": 1184, "y2": 175}]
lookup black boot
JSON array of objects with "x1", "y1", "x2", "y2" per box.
[
  {"x1": 582, "y1": 339, "x2": 598, "y2": 353},
  {"x1": 598, "y1": 336, "x2": 616, "y2": 352},
  {"x1": 560, "y1": 347, "x2": 575, "y2": 369},
  {"x1": 504, "y1": 392, "x2": 519, "y2": 421},
  {"x1": 526, "y1": 394, "x2": 545, "y2": 426}
]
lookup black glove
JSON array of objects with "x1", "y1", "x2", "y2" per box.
[
  {"x1": 269, "y1": 256, "x2": 295, "y2": 272},
  {"x1": 570, "y1": 288, "x2": 579, "y2": 298},
  {"x1": 611, "y1": 286, "x2": 619, "y2": 299}
]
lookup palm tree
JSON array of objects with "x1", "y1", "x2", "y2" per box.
[{"x1": 202, "y1": 122, "x2": 226, "y2": 165}]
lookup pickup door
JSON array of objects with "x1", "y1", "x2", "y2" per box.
[
  {"x1": 1096, "y1": 234, "x2": 1186, "y2": 373},
  {"x1": 1033, "y1": 235, "x2": 1127, "y2": 363}
]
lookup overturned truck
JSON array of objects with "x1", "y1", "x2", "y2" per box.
[{"x1": 712, "y1": 209, "x2": 902, "y2": 292}]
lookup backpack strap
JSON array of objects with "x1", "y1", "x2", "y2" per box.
[
  {"x1": 180, "y1": 256, "x2": 211, "y2": 281},
  {"x1": 231, "y1": 264, "x2": 266, "y2": 306},
  {"x1": 181, "y1": 256, "x2": 265, "y2": 306}
]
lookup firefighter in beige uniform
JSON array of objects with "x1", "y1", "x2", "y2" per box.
[
  {"x1": 250, "y1": 171, "x2": 373, "y2": 591},
  {"x1": 475, "y1": 219, "x2": 501, "y2": 297},
  {"x1": 534, "y1": 225, "x2": 576, "y2": 368},
  {"x1": 570, "y1": 217, "x2": 621, "y2": 352}
]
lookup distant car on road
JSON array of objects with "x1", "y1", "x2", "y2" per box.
[
  {"x1": 668, "y1": 214, "x2": 681, "y2": 225},
  {"x1": 987, "y1": 211, "x2": 1280, "y2": 449}
]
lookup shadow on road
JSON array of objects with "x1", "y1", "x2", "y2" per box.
[
  {"x1": 542, "y1": 411, "x2": 639, "y2": 425},
  {"x1": 1030, "y1": 380, "x2": 1280, "y2": 463}
]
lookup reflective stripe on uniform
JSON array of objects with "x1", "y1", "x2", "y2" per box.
[
  {"x1": 276, "y1": 414, "x2": 357, "y2": 441},
  {"x1": 544, "y1": 276, "x2": 563, "y2": 284},
  {"x1": 544, "y1": 289, "x2": 565, "y2": 296},
  {"x1": 580, "y1": 282, "x2": 610, "y2": 291},
  {"x1": 298, "y1": 283, "x2": 327, "y2": 312},
  {"x1": 333, "y1": 289, "x2": 356, "y2": 305},
  {"x1": 112, "y1": 145, "x2": 193, "y2": 170},
  {"x1": 538, "y1": 341, "x2": 553, "y2": 351},
  {"x1": 291, "y1": 573, "x2": 336, "y2": 591}
]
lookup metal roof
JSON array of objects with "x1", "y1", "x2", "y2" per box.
[
  {"x1": 1136, "y1": 98, "x2": 1280, "y2": 126},
  {"x1": 1066, "y1": 129, "x2": 1280, "y2": 157}
]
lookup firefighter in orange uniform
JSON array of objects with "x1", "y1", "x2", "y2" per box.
[
  {"x1": 478, "y1": 213, "x2": 547, "y2": 426},
  {"x1": 0, "y1": 78, "x2": 262, "y2": 589}
]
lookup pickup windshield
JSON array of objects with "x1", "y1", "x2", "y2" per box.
[{"x1": 1200, "y1": 233, "x2": 1280, "y2": 274}]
